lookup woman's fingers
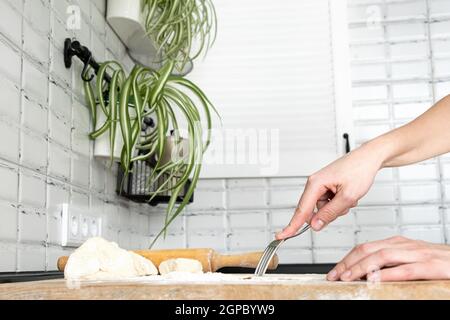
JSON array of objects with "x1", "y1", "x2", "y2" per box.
[
  {"x1": 340, "y1": 249, "x2": 424, "y2": 282},
  {"x1": 276, "y1": 179, "x2": 325, "y2": 240},
  {"x1": 310, "y1": 192, "x2": 355, "y2": 231},
  {"x1": 327, "y1": 236, "x2": 409, "y2": 281},
  {"x1": 368, "y1": 263, "x2": 429, "y2": 282}
]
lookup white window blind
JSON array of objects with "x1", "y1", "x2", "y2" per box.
[{"x1": 188, "y1": 0, "x2": 353, "y2": 178}]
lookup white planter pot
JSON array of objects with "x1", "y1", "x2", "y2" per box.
[
  {"x1": 106, "y1": 0, "x2": 193, "y2": 75},
  {"x1": 93, "y1": 107, "x2": 124, "y2": 162},
  {"x1": 159, "y1": 136, "x2": 190, "y2": 167},
  {"x1": 107, "y1": 0, "x2": 158, "y2": 61}
]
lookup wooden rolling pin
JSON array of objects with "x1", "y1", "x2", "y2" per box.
[{"x1": 57, "y1": 248, "x2": 278, "y2": 273}]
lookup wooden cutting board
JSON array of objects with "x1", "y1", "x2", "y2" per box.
[{"x1": 1, "y1": 275, "x2": 450, "y2": 300}]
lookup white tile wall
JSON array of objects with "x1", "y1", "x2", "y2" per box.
[
  {"x1": 1, "y1": 0, "x2": 450, "y2": 272},
  {"x1": 0, "y1": 0, "x2": 156, "y2": 272}
]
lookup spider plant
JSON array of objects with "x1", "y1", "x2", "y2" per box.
[
  {"x1": 142, "y1": 0, "x2": 217, "y2": 71},
  {"x1": 83, "y1": 60, "x2": 219, "y2": 247}
]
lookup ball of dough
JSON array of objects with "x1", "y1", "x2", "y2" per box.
[
  {"x1": 64, "y1": 237, "x2": 158, "y2": 280},
  {"x1": 159, "y1": 258, "x2": 203, "y2": 275}
]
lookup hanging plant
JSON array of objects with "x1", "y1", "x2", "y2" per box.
[
  {"x1": 142, "y1": 0, "x2": 217, "y2": 71},
  {"x1": 83, "y1": 60, "x2": 219, "y2": 247}
]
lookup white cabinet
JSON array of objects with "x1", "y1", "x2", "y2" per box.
[{"x1": 188, "y1": 0, "x2": 353, "y2": 178}]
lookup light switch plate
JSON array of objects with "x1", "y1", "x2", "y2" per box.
[{"x1": 61, "y1": 203, "x2": 102, "y2": 247}]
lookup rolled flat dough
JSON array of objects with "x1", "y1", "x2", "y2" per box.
[
  {"x1": 158, "y1": 258, "x2": 203, "y2": 275},
  {"x1": 64, "y1": 237, "x2": 158, "y2": 280}
]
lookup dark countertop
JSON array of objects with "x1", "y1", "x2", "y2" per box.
[{"x1": 0, "y1": 264, "x2": 335, "y2": 284}]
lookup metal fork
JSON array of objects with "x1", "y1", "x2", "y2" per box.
[{"x1": 254, "y1": 224, "x2": 311, "y2": 276}]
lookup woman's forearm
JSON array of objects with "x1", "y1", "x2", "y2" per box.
[{"x1": 363, "y1": 95, "x2": 450, "y2": 169}]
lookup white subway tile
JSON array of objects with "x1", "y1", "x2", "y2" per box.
[
  {"x1": 49, "y1": 83, "x2": 71, "y2": 122},
  {"x1": 270, "y1": 187, "x2": 301, "y2": 208},
  {"x1": 432, "y1": 39, "x2": 450, "y2": 58},
  {"x1": 227, "y1": 178, "x2": 266, "y2": 188},
  {"x1": 0, "y1": 243, "x2": 16, "y2": 272},
  {"x1": 390, "y1": 41, "x2": 428, "y2": 60},
  {"x1": 387, "y1": 22, "x2": 426, "y2": 41},
  {"x1": 151, "y1": 233, "x2": 185, "y2": 250},
  {"x1": 91, "y1": 160, "x2": 106, "y2": 192},
  {"x1": 189, "y1": 189, "x2": 225, "y2": 210},
  {"x1": 23, "y1": 60, "x2": 48, "y2": 105},
  {"x1": 0, "y1": 121, "x2": 19, "y2": 162},
  {"x1": 17, "y1": 244, "x2": 46, "y2": 271},
  {"x1": 352, "y1": 64, "x2": 387, "y2": 81},
  {"x1": 398, "y1": 163, "x2": 438, "y2": 181},
  {"x1": 277, "y1": 249, "x2": 313, "y2": 264},
  {"x1": 349, "y1": 26, "x2": 384, "y2": 42},
  {"x1": 0, "y1": 41, "x2": 21, "y2": 85},
  {"x1": 392, "y1": 82, "x2": 431, "y2": 100},
  {"x1": 21, "y1": 132, "x2": 47, "y2": 172},
  {"x1": 355, "y1": 207, "x2": 397, "y2": 226},
  {"x1": 0, "y1": 77, "x2": 20, "y2": 122},
  {"x1": 350, "y1": 44, "x2": 385, "y2": 61},
  {"x1": 433, "y1": 59, "x2": 450, "y2": 78},
  {"x1": 352, "y1": 85, "x2": 388, "y2": 101},
  {"x1": 24, "y1": 0, "x2": 50, "y2": 35},
  {"x1": 313, "y1": 249, "x2": 349, "y2": 263},
  {"x1": 20, "y1": 172, "x2": 46, "y2": 208},
  {"x1": 269, "y1": 177, "x2": 307, "y2": 187},
  {"x1": 23, "y1": 98, "x2": 48, "y2": 135},
  {"x1": 271, "y1": 210, "x2": 295, "y2": 229},
  {"x1": 48, "y1": 144, "x2": 70, "y2": 180},
  {"x1": 353, "y1": 104, "x2": 389, "y2": 121},
  {"x1": 0, "y1": 201, "x2": 17, "y2": 241},
  {"x1": 313, "y1": 228, "x2": 355, "y2": 248},
  {"x1": 228, "y1": 230, "x2": 267, "y2": 251},
  {"x1": 187, "y1": 214, "x2": 224, "y2": 230},
  {"x1": 401, "y1": 227, "x2": 444, "y2": 243},
  {"x1": 400, "y1": 206, "x2": 441, "y2": 225},
  {"x1": 196, "y1": 179, "x2": 225, "y2": 190},
  {"x1": 430, "y1": 0, "x2": 450, "y2": 16},
  {"x1": 391, "y1": 61, "x2": 430, "y2": 79},
  {"x1": 228, "y1": 189, "x2": 266, "y2": 210},
  {"x1": 0, "y1": 0, "x2": 22, "y2": 46},
  {"x1": 229, "y1": 211, "x2": 267, "y2": 229},
  {"x1": 356, "y1": 227, "x2": 398, "y2": 243},
  {"x1": 0, "y1": 164, "x2": 18, "y2": 202},
  {"x1": 188, "y1": 231, "x2": 226, "y2": 251},
  {"x1": 430, "y1": 20, "x2": 450, "y2": 38},
  {"x1": 71, "y1": 154, "x2": 90, "y2": 187},
  {"x1": 360, "y1": 184, "x2": 396, "y2": 205},
  {"x1": 70, "y1": 189, "x2": 89, "y2": 209},
  {"x1": 18, "y1": 208, "x2": 46, "y2": 243},
  {"x1": 387, "y1": 1, "x2": 426, "y2": 18},
  {"x1": 149, "y1": 214, "x2": 184, "y2": 235},
  {"x1": 49, "y1": 112, "x2": 71, "y2": 147},
  {"x1": 400, "y1": 184, "x2": 440, "y2": 203},
  {"x1": 23, "y1": 21, "x2": 49, "y2": 65}
]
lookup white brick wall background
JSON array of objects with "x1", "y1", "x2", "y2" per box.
[
  {"x1": 0, "y1": 0, "x2": 155, "y2": 272},
  {"x1": 1, "y1": 0, "x2": 450, "y2": 272}
]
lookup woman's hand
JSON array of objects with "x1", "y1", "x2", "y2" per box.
[
  {"x1": 276, "y1": 139, "x2": 387, "y2": 238},
  {"x1": 277, "y1": 95, "x2": 450, "y2": 239},
  {"x1": 327, "y1": 236, "x2": 450, "y2": 282}
]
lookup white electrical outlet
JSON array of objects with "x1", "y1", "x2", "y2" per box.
[{"x1": 61, "y1": 203, "x2": 102, "y2": 247}]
